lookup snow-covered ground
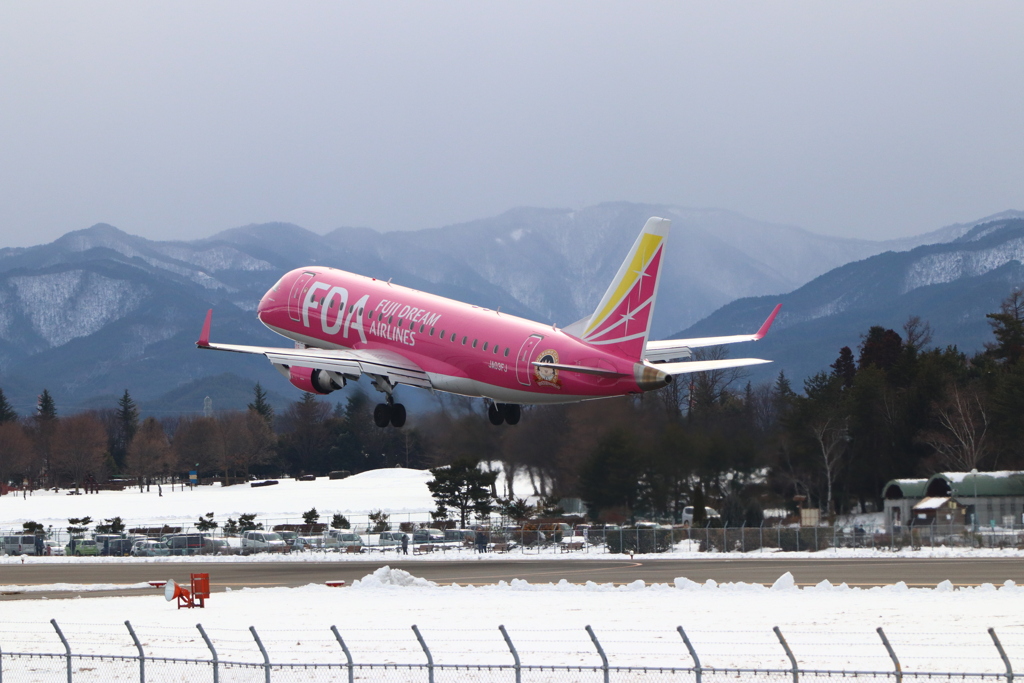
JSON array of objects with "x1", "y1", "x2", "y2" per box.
[
  {"x1": 0, "y1": 468, "x2": 439, "y2": 531},
  {"x1": 2, "y1": 568, "x2": 1024, "y2": 676},
  {"x1": 4, "y1": 467, "x2": 1024, "y2": 561}
]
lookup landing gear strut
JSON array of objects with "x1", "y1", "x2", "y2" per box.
[{"x1": 488, "y1": 402, "x2": 521, "y2": 426}]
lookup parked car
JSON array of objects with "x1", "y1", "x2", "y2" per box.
[
  {"x1": 94, "y1": 534, "x2": 124, "y2": 556},
  {"x1": 276, "y1": 531, "x2": 310, "y2": 550},
  {"x1": 680, "y1": 507, "x2": 721, "y2": 527},
  {"x1": 377, "y1": 531, "x2": 408, "y2": 547},
  {"x1": 44, "y1": 540, "x2": 65, "y2": 556},
  {"x1": 106, "y1": 538, "x2": 136, "y2": 556},
  {"x1": 411, "y1": 529, "x2": 445, "y2": 544},
  {"x1": 166, "y1": 534, "x2": 213, "y2": 556},
  {"x1": 241, "y1": 531, "x2": 287, "y2": 554},
  {"x1": 209, "y1": 538, "x2": 243, "y2": 555},
  {"x1": 66, "y1": 539, "x2": 99, "y2": 556},
  {"x1": 323, "y1": 530, "x2": 364, "y2": 550},
  {"x1": 131, "y1": 540, "x2": 170, "y2": 557},
  {"x1": 2, "y1": 534, "x2": 39, "y2": 555}
]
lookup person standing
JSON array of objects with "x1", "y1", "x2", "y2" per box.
[{"x1": 401, "y1": 533, "x2": 409, "y2": 555}]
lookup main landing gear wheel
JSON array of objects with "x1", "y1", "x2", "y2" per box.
[
  {"x1": 488, "y1": 403, "x2": 521, "y2": 426},
  {"x1": 373, "y1": 402, "x2": 407, "y2": 428}
]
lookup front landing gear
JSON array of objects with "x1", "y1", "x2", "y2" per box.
[{"x1": 487, "y1": 402, "x2": 521, "y2": 426}]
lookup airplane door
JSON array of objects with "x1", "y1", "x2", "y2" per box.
[
  {"x1": 288, "y1": 272, "x2": 316, "y2": 322},
  {"x1": 515, "y1": 334, "x2": 544, "y2": 386}
]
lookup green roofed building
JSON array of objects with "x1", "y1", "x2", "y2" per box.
[
  {"x1": 882, "y1": 479, "x2": 928, "y2": 531},
  {"x1": 924, "y1": 471, "x2": 1024, "y2": 528},
  {"x1": 883, "y1": 472, "x2": 1024, "y2": 530}
]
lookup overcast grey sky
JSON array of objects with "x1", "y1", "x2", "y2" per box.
[{"x1": 1, "y1": 2, "x2": 1021, "y2": 247}]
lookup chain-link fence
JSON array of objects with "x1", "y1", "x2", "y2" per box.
[
  {"x1": 4, "y1": 520, "x2": 1024, "y2": 558},
  {"x1": 0, "y1": 619, "x2": 1020, "y2": 682}
]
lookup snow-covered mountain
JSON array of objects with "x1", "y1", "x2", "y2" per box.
[
  {"x1": 682, "y1": 216, "x2": 1024, "y2": 383},
  {"x1": 0, "y1": 203, "x2": 1016, "y2": 413}
]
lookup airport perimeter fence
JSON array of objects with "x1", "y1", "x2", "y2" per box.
[
  {"x1": 6, "y1": 520, "x2": 1024, "y2": 557},
  {"x1": 1, "y1": 619, "x2": 1023, "y2": 683}
]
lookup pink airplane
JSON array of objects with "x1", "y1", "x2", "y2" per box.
[{"x1": 198, "y1": 217, "x2": 780, "y2": 428}]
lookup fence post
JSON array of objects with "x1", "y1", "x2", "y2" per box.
[
  {"x1": 50, "y1": 619, "x2": 72, "y2": 683},
  {"x1": 677, "y1": 626, "x2": 702, "y2": 683},
  {"x1": 412, "y1": 625, "x2": 434, "y2": 683},
  {"x1": 196, "y1": 624, "x2": 218, "y2": 683},
  {"x1": 876, "y1": 627, "x2": 902, "y2": 683},
  {"x1": 125, "y1": 621, "x2": 145, "y2": 683},
  {"x1": 499, "y1": 625, "x2": 521, "y2": 683},
  {"x1": 330, "y1": 626, "x2": 354, "y2": 683},
  {"x1": 989, "y1": 628, "x2": 1014, "y2": 683},
  {"x1": 249, "y1": 626, "x2": 270, "y2": 683},
  {"x1": 773, "y1": 626, "x2": 798, "y2": 683},
  {"x1": 585, "y1": 625, "x2": 609, "y2": 683}
]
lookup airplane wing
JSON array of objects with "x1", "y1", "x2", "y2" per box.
[
  {"x1": 644, "y1": 304, "x2": 781, "y2": 363},
  {"x1": 196, "y1": 310, "x2": 431, "y2": 389}
]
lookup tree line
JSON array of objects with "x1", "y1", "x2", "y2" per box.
[{"x1": 1, "y1": 291, "x2": 1022, "y2": 524}]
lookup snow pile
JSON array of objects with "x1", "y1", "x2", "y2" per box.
[
  {"x1": 0, "y1": 582, "x2": 152, "y2": 593},
  {"x1": 352, "y1": 566, "x2": 437, "y2": 588}
]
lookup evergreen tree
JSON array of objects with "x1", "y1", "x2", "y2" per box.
[
  {"x1": 426, "y1": 458, "x2": 498, "y2": 527},
  {"x1": 113, "y1": 390, "x2": 139, "y2": 470},
  {"x1": 248, "y1": 382, "x2": 274, "y2": 424},
  {"x1": 36, "y1": 389, "x2": 56, "y2": 421},
  {"x1": 830, "y1": 347, "x2": 857, "y2": 388},
  {"x1": 117, "y1": 390, "x2": 139, "y2": 441},
  {"x1": 0, "y1": 388, "x2": 17, "y2": 423},
  {"x1": 986, "y1": 289, "x2": 1024, "y2": 365}
]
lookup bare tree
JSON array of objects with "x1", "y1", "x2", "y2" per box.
[
  {"x1": 688, "y1": 346, "x2": 747, "y2": 416},
  {"x1": 0, "y1": 421, "x2": 33, "y2": 487},
  {"x1": 810, "y1": 415, "x2": 849, "y2": 516},
  {"x1": 902, "y1": 315, "x2": 934, "y2": 351},
  {"x1": 920, "y1": 384, "x2": 990, "y2": 471},
  {"x1": 126, "y1": 417, "x2": 173, "y2": 488},
  {"x1": 173, "y1": 416, "x2": 224, "y2": 476},
  {"x1": 51, "y1": 414, "x2": 108, "y2": 492},
  {"x1": 220, "y1": 411, "x2": 275, "y2": 481}
]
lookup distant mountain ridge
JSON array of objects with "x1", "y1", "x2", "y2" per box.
[
  {"x1": 0, "y1": 203, "x2": 1017, "y2": 414},
  {"x1": 681, "y1": 216, "x2": 1024, "y2": 384}
]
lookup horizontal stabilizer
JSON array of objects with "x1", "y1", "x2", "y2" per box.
[{"x1": 655, "y1": 358, "x2": 772, "y2": 375}]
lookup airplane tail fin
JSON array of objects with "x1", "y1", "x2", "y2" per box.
[{"x1": 574, "y1": 217, "x2": 670, "y2": 360}]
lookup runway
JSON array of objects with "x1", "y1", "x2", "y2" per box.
[{"x1": 2, "y1": 557, "x2": 1022, "y2": 600}]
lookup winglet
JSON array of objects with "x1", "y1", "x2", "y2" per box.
[
  {"x1": 753, "y1": 304, "x2": 782, "y2": 340},
  {"x1": 197, "y1": 309, "x2": 213, "y2": 347}
]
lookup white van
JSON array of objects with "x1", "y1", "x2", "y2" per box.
[
  {"x1": 2, "y1": 535, "x2": 38, "y2": 555},
  {"x1": 323, "y1": 530, "x2": 364, "y2": 550},
  {"x1": 240, "y1": 531, "x2": 287, "y2": 554}
]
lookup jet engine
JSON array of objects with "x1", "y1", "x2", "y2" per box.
[{"x1": 285, "y1": 366, "x2": 345, "y2": 395}]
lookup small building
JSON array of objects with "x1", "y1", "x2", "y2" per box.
[
  {"x1": 924, "y1": 472, "x2": 1024, "y2": 528},
  {"x1": 910, "y1": 497, "x2": 966, "y2": 526},
  {"x1": 882, "y1": 479, "x2": 928, "y2": 531}
]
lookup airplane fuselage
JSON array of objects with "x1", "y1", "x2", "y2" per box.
[{"x1": 256, "y1": 267, "x2": 663, "y2": 404}]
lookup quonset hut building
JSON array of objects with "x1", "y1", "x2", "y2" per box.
[{"x1": 883, "y1": 471, "x2": 1024, "y2": 531}]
